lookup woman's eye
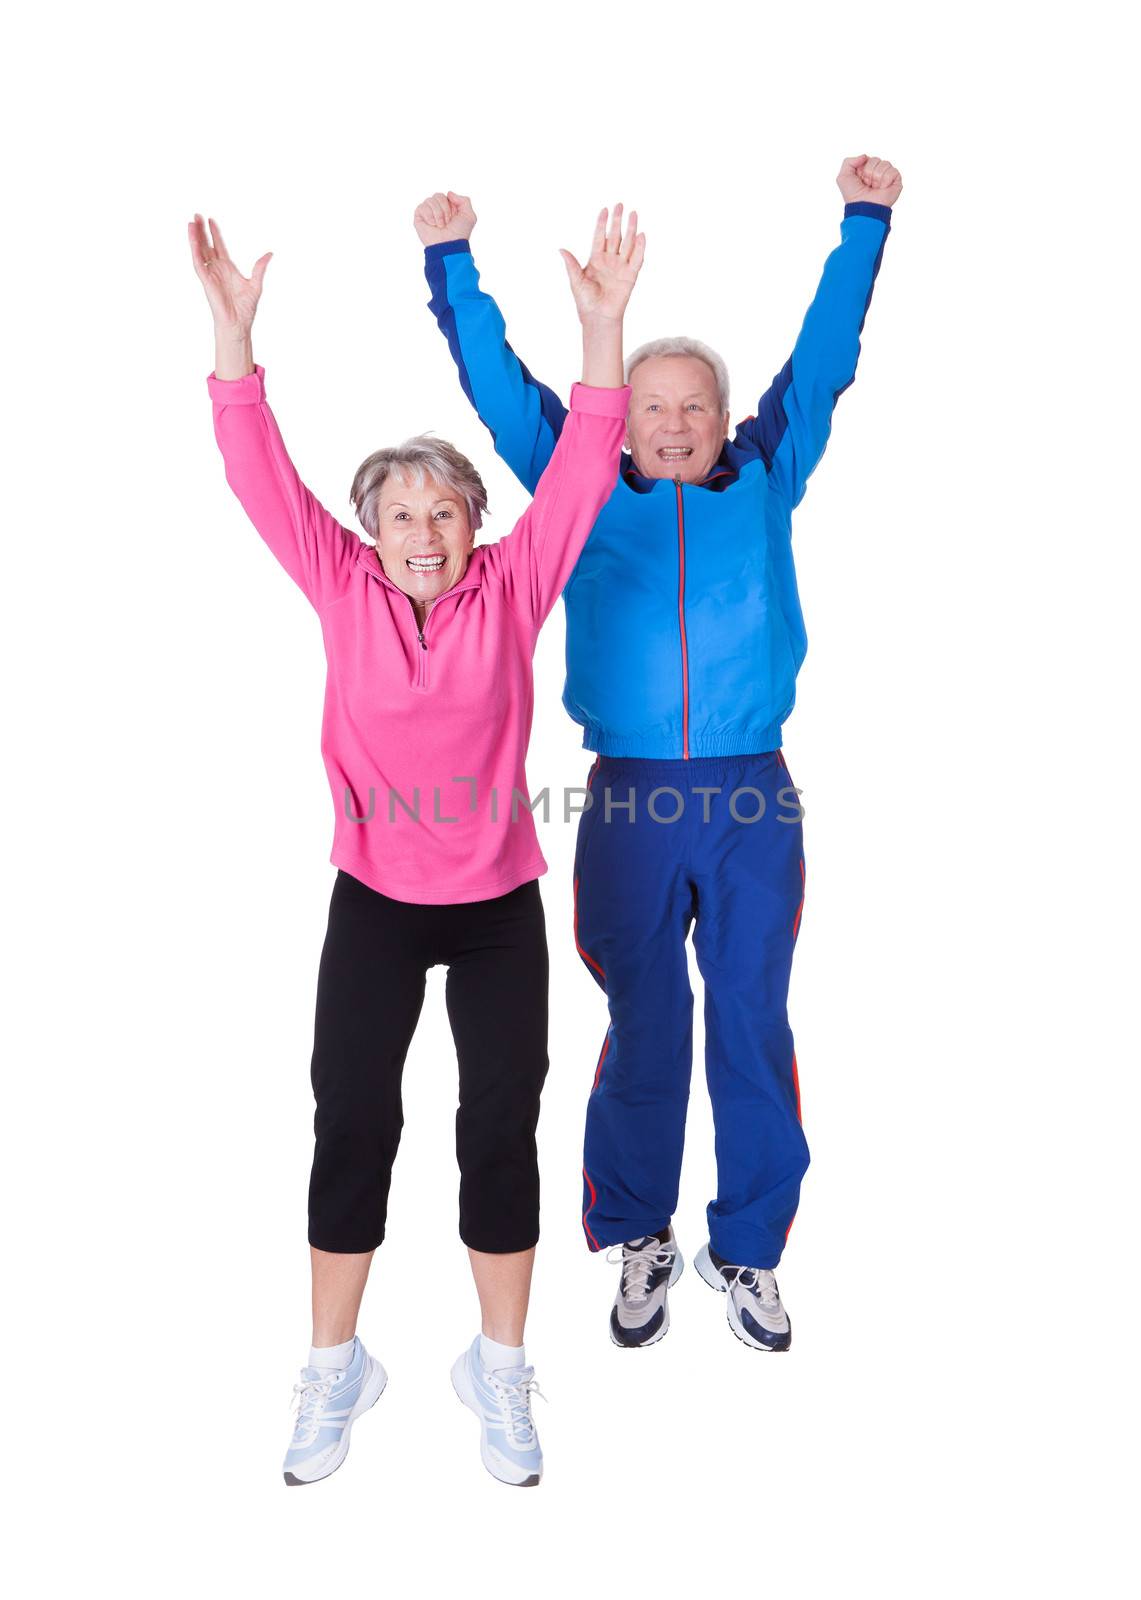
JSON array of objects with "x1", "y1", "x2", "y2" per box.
[
  {"x1": 648, "y1": 403, "x2": 661, "y2": 413},
  {"x1": 434, "y1": 509, "x2": 453, "y2": 520},
  {"x1": 394, "y1": 511, "x2": 409, "y2": 520}
]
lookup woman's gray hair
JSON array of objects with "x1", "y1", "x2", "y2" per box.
[
  {"x1": 350, "y1": 434, "x2": 489, "y2": 540},
  {"x1": 625, "y1": 336, "x2": 731, "y2": 416}
]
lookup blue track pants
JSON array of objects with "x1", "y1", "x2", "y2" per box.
[{"x1": 574, "y1": 752, "x2": 809, "y2": 1269}]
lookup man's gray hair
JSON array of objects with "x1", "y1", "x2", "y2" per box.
[
  {"x1": 350, "y1": 434, "x2": 489, "y2": 540},
  {"x1": 625, "y1": 337, "x2": 731, "y2": 416}
]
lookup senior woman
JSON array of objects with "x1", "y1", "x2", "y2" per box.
[{"x1": 189, "y1": 206, "x2": 641, "y2": 1487}]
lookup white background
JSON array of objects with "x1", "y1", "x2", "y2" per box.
[{"x1": 4, "y1": 1, "x2": 1136, "y2": 1594}]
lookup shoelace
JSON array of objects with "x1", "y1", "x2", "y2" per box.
[
  {"x1": 606, "y1": 1238, "x2": 672, "y2": 1305},
  {"x1": 289, "y1": 1370, "x2": 343, "y2": 1447},
  {"x1": 727, "y1": 1265, "x2": 781, "y2": 1309},
  {"x1": 487, "y1": 1369, "x2": 547, "y2": 1447}
]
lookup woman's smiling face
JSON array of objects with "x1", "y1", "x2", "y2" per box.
[{"x1": 374, "y1": 472, "x2": 475, "y2": 613}]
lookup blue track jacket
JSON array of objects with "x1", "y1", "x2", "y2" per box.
[{"x1": 424, "y1": 201, "x2": 892, "y2": 758}]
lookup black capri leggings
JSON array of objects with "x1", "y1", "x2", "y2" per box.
[{"x1": 307, "y1": 871, "x2": 549, "y2": 1255}]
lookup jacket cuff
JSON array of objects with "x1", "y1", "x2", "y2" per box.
[
  {"x1": 207, "y1": 364, "x2": 266, "y2": 403},
  {"x1": 569, "y1": 381, "x2": 631, "y2": 418},
  {"x1": 423, "y1": 240, "x2": 473, "y2": 261},
  {"x1": 843, "y1": 201, "x2": 893, "y2": 225}
]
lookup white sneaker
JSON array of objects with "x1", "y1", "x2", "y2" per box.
[
  {"x1": 607, "y1": 1227, "x2": 684, "y2": 1348},
  {"x1": 695, "y1": 1242, "x2": 791, "y2": 1351},
  {"x1": 282, "y1": 1336, "x2": 387, "y2": 1485},
  {"x1": 451, "y1": 1337, "x2": 545, "y2": 1487}
]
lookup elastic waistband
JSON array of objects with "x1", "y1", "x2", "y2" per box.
[
  {"x1": 581, "y1": 723, "x2": 785, "y2": 759},
  {"x1": 594, "y1": 751, "x2": 782, "y2": 786}
]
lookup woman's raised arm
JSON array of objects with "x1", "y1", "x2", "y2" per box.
[
  {"x1": 189, "y1": 214, "x2": 271, "y2": 380},
  {"x1": 190, "y1": 215, "x2": 358, "y2": 611},
  {"x1": 560, "y1": 202, "x2": 645, "y2": 389},
  {"x1": 487, "y1": 205, "x2": 643, "y2": 626}
]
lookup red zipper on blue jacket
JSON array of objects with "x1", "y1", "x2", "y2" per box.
[{"x1": 674, "y1": 476, "x2": 690, "y2": 759}]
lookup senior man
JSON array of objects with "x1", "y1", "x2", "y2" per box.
[{"x1": 414, "y1": 156, "x2": 901, "y2": 1352}]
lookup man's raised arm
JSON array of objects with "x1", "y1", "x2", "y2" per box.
[
  {"x1": 734, "y1": 155, "x2": 902, "y2": 510},
  {"x1": 416, "y1": 190, "x2": 567, "y2": 496}
]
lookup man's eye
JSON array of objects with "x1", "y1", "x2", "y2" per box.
[{"x1": 687, "y1": 403, "x2": 703, "y2": 412}]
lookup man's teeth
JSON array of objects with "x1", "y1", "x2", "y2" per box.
[
  {"x1": 658, "y1": 448, "x2": 692, "y2": 457},
  {"x1": 407, "y1": 555, "x2": 447, "y2": 572}
]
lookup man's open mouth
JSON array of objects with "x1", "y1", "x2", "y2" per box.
[{"x1": 657, "y1": 447, "x2": 693, "y2": 461}]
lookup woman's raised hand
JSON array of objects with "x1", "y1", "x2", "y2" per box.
[
  {"x1": 188, "y1": 214, "x2": 272, "y2": 336},
  {"x1": 413, "y1": 191, "x2": 477, "y2": 246},
  {"x1": 560, "y1": 205, "x2": 645, "y2": 325}
]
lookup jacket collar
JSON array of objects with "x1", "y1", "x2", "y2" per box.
[{"x1": 620, "y1": 449, "x2": 736, "y2": 494}]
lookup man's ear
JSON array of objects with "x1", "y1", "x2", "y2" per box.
[{"x1": 723, "y1": 410, "x2": 731, "y2": 439}]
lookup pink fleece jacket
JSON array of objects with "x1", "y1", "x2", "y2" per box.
[{"x1": 208, "y1": 367, "x2": 630, "y2": 904}]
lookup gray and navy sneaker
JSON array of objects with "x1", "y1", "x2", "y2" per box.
[
  {"x1": 451, "y1": 1337, "x2": 545, "y2": 1487},
  {"x1": 282, "y1": 1336, "x2": 388, "y2": 1485},
  {"x1": 606, "y1": 1227, "x2": 684, "y2": 1348},
  {"x1": 695, "y1": 1242, "x2": 792, "y2": 1351}
]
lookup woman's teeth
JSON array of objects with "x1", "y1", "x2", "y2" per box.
[{"x1": 407, "y1": 555, "x2": 447, "y2": 573}]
